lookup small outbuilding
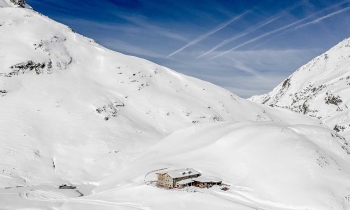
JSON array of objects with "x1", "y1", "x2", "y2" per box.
[{"x1": 193, "y1": 177, "x2": 222, "y2": 188}]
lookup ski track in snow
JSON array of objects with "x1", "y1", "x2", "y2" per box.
[{"x1": 19, "y1": 190, "x2": 149, "y2": 210}]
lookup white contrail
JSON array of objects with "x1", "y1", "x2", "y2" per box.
[
  {"x1": 196, "y1": 0, "x2": 306, "y2": 59},
  {"x1": 211, "y1": 0, "x2": 350, "y2": 59},
  {"x1": 211, "y1": 18, "x2": 309, "y2": 59},
  {"x1": 295, "y1": 5, "x2": 350, "y2": 29},
  {"x1": 166, "y1": 11, "x2": 250, "y2": 58},
  {"x1": 196, "y1": 15, "x2": 282, "y2": 59}
]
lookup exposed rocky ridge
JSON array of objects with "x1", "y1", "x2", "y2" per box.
[
  {"x1": 250, "y1": 37, "x2": 350, "y2": 139},
  {"x1": 0, "y1": 0, "x2": 29, "y2": 8},
  {"x1": 10, "y1": 0, "x2": 25, "y2": 7}
]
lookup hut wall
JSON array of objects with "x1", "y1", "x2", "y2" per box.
[{"x1": 157, "y1": 174, "x2": 174, "y2": 188}]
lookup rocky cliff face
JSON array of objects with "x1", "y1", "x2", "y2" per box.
[{"x1": 250, "y1": 38, "x2": 350, "y2": 139}]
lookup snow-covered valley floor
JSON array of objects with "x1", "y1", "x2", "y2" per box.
[{"x1": 0, "y1": 181, "x2": 317, "y2": 210}]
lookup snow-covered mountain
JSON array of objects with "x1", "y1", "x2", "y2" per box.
[
  {"x1": 2, "y1": 1, "x2": 350, "y2": 210},
  {"x1": 250, "y1": 37, "x2": 350, "y2": 139},
  {"x1": 0, "y1": 0, "x2": 315, "y2": 188}
]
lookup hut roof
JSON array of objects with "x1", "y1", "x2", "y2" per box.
[{"x1": 156, "y1": 168, "x2": 201, "y2": 178}]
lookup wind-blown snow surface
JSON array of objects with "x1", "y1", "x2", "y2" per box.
[
  {"x1": 250, "y1": 38, "x2": 350, "y2": 140},
  {"x1": 1, "y1": 1, "x2": 350, "y2": 210}
]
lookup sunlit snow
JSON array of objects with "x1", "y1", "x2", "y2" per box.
[{"x1": 1, "y1": 1, "x2": 350, "y2": 210}]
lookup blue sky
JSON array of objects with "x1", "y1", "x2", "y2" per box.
[{"x1": 27, "y1": 0, "x2": 350, "y2": 98}]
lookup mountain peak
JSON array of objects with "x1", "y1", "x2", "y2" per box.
[
  {"x1": 329, "y1": 37, "x2": 350, "y2": 51},
  {"x1": 250, "y1": 36, "x2": 350, "y2": 139}
]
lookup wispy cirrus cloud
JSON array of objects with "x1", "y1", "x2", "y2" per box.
[
  {"x1": 228, "y1": 57, "x2": 265, "y2": 79},
  {"x1": 167, "y1": 10, "x2": 251, "y2": 57},
  {"x1": 117, "y1": 14, "x2": 190, "y2": 42},
  {"x1": 165, "y1": 48, "x2": 321, "y2": 97}
]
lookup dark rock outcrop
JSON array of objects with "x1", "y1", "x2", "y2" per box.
[
  {"x1": 1, "y1": 61, "x2": 50, "y2": 77},
  {"x1": 10, "y1": 0, "x2": 26, "y2": 7}
]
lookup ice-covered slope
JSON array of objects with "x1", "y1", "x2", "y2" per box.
[
  {"x1": 0, "y1": 0, "x2": 322, "y2": 190},
  {"x1": 250, "y1": 38, "x2": 350, "y2": 139}
]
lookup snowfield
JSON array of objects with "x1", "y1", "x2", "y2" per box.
[
  {"x1": 95, "y1": 121, "x2": 350, "y2": 210},
  {"x1": 1, "y1": 0, "x2": 350, "y2": 209}
]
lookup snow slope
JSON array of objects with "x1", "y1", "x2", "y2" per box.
[
  {"x1": 1, "y1": 1, "x2": 350, "y2": 210},
  {"x1": 250, "y1": 38, "x2": 350, "y2": 139},
  {"x1": 74, "y1": 121, "x2": 350, "y2": 210},
  {"x1": 3, "y1": 121, "x2": 350, "y2": 210},
  {"x1": 0, "y1": 0, "x2": 320, "y2": 189}
]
